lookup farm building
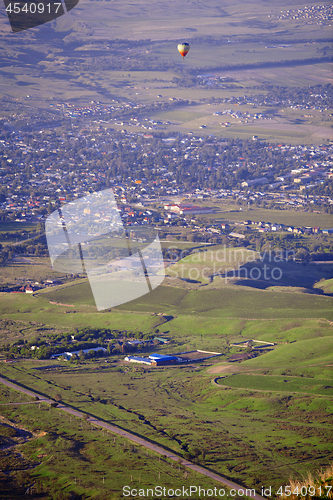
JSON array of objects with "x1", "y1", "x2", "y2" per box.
[
  {"x1": 124, "y1": 356, "x2": 152, "y2": 365},
  {"x1": 124, "y1": 353, "x2": 181, "y2": 366},
  {"x1": 50, "y1": 347, "x2": 107, "y2": 361},
  {"x1": 149, "y1": 353, "x2": 181, "y2": 365},
  {"x1": 124, "y1": 350, "x2": 224, "y2": 366},
  {"x1": 154, "y1": 337, "x2": 170, "y2": 344}
]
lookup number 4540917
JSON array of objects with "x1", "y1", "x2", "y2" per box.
[
  {"x1": 5, "y1": 3, "x2": 62, "y2": 14},
  {"x1": 276, "y1": 486, "x2": 332, "y2": 497}
]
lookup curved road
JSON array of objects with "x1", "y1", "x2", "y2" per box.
[{"x1": 0, "y1": 376, "x2": 266, "y2": 500}]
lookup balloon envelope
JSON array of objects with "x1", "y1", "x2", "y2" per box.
[{"x1": 177, "y1": 43, "x2": 190, "y2": 58}]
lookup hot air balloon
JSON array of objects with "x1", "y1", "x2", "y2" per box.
[{"x1": 177, "y1": 42, "x2": 190, "y2": 59}]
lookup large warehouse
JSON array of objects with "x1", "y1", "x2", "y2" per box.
[
  {"x1": 149, "y1": 353, "x2": 181, "y2": 365},
  {"x1": 124, "y1": 353, "x2": 182, "y2": 366}
]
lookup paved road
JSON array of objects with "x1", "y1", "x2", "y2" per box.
[
  {"x1": 0, "y1": 377, "x2": 53, "y2": 404},
  {"x1": 0, "y1": 376, "x2": 266, "y2": 500},
  {"x1": 0, "y1": 401, "x2": 43, "y2": 405}
]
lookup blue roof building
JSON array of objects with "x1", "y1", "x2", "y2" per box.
[
  {"x1": 124, "y1": 353, "x2": 182, "y2": 366},
  {"x1": 124, "y1": 356, "x2": 152, "y2": 365},
  {"x1": 149, "y1": 353, "x2": 179, "y2": 365}
]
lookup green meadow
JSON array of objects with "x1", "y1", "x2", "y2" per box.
[
  {"x1": 12, "y1": 282, "x2": 333, "y2": 321},
  {"x1": 314, "y1": 278, "x2": 333, "y2": 295},
  {"x1": 218, "y1": 374, "x2": 333, "y2": 396},
  {"x1": 209, "y1": 208, "x2": 333, "y2": 229},
  {"x1": 0, "y1": 253, "x2": 332, "y2": 496},
  {"x1": 0, "y1": 387, "x2": 222, "y2": 500},
  {"x1": 1, "y1": 323, "x2": 332, "y2": 496}
]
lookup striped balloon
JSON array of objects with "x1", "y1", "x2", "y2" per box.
[{"x1": 177, "y1": 42, "x2": 190, "y2": 59}]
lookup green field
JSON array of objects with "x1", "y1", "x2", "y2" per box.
[
  {"x1": 0, "y1": 387, "x2": 223, "y2": 500},
  {"x1": 4, "y1": 281, "x2": 332, "y2": 321},
  {"x1": 163, "y1": 245, "x2": 333, "y2": 291},
  {"x1": 218, "y1": 373, "x2": 333, "y2": 396},
  {"x1": 0, "y1": 256, "x2": 71, "y2": 288},
  {"x1": 190, "y1": 206, "x2": 333, "y2": 229},
  {"x1": 210, "y1": 208, "x2": 333, "y2": 229},
  {"x1": 165, "y1": 246, "x2": 258, "y2": 284},
  {"x1": 1, "y1": 327, "x2": 332, "y2": 497},
  {"x1": 0, "y1": 272, "x2": 332, "y2": 496},
  {"x1": 0, "y1": 221, "x2": 36, "y2": 233}
]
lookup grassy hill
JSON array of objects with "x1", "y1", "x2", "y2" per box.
[
  {"x1": 6, "y1": 281, "x2": 333, "y2": 321},
  {"x1": 0, "y1": 267, "x2": 332, "y2": 497},
  {"x1": 314, "y1": 278, "x2": 333, "y2": 295}
]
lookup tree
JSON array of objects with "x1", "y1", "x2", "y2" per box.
[{"x1": 295, "y1": 248, "x2": 310, "y2": 263}]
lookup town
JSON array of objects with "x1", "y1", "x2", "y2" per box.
[
  {"x1": 1, "y1": 94, "x2": 332, "y2": 274},
  {"x1": 1, "y1": 110, "x2": 332, "y2": 223}
]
